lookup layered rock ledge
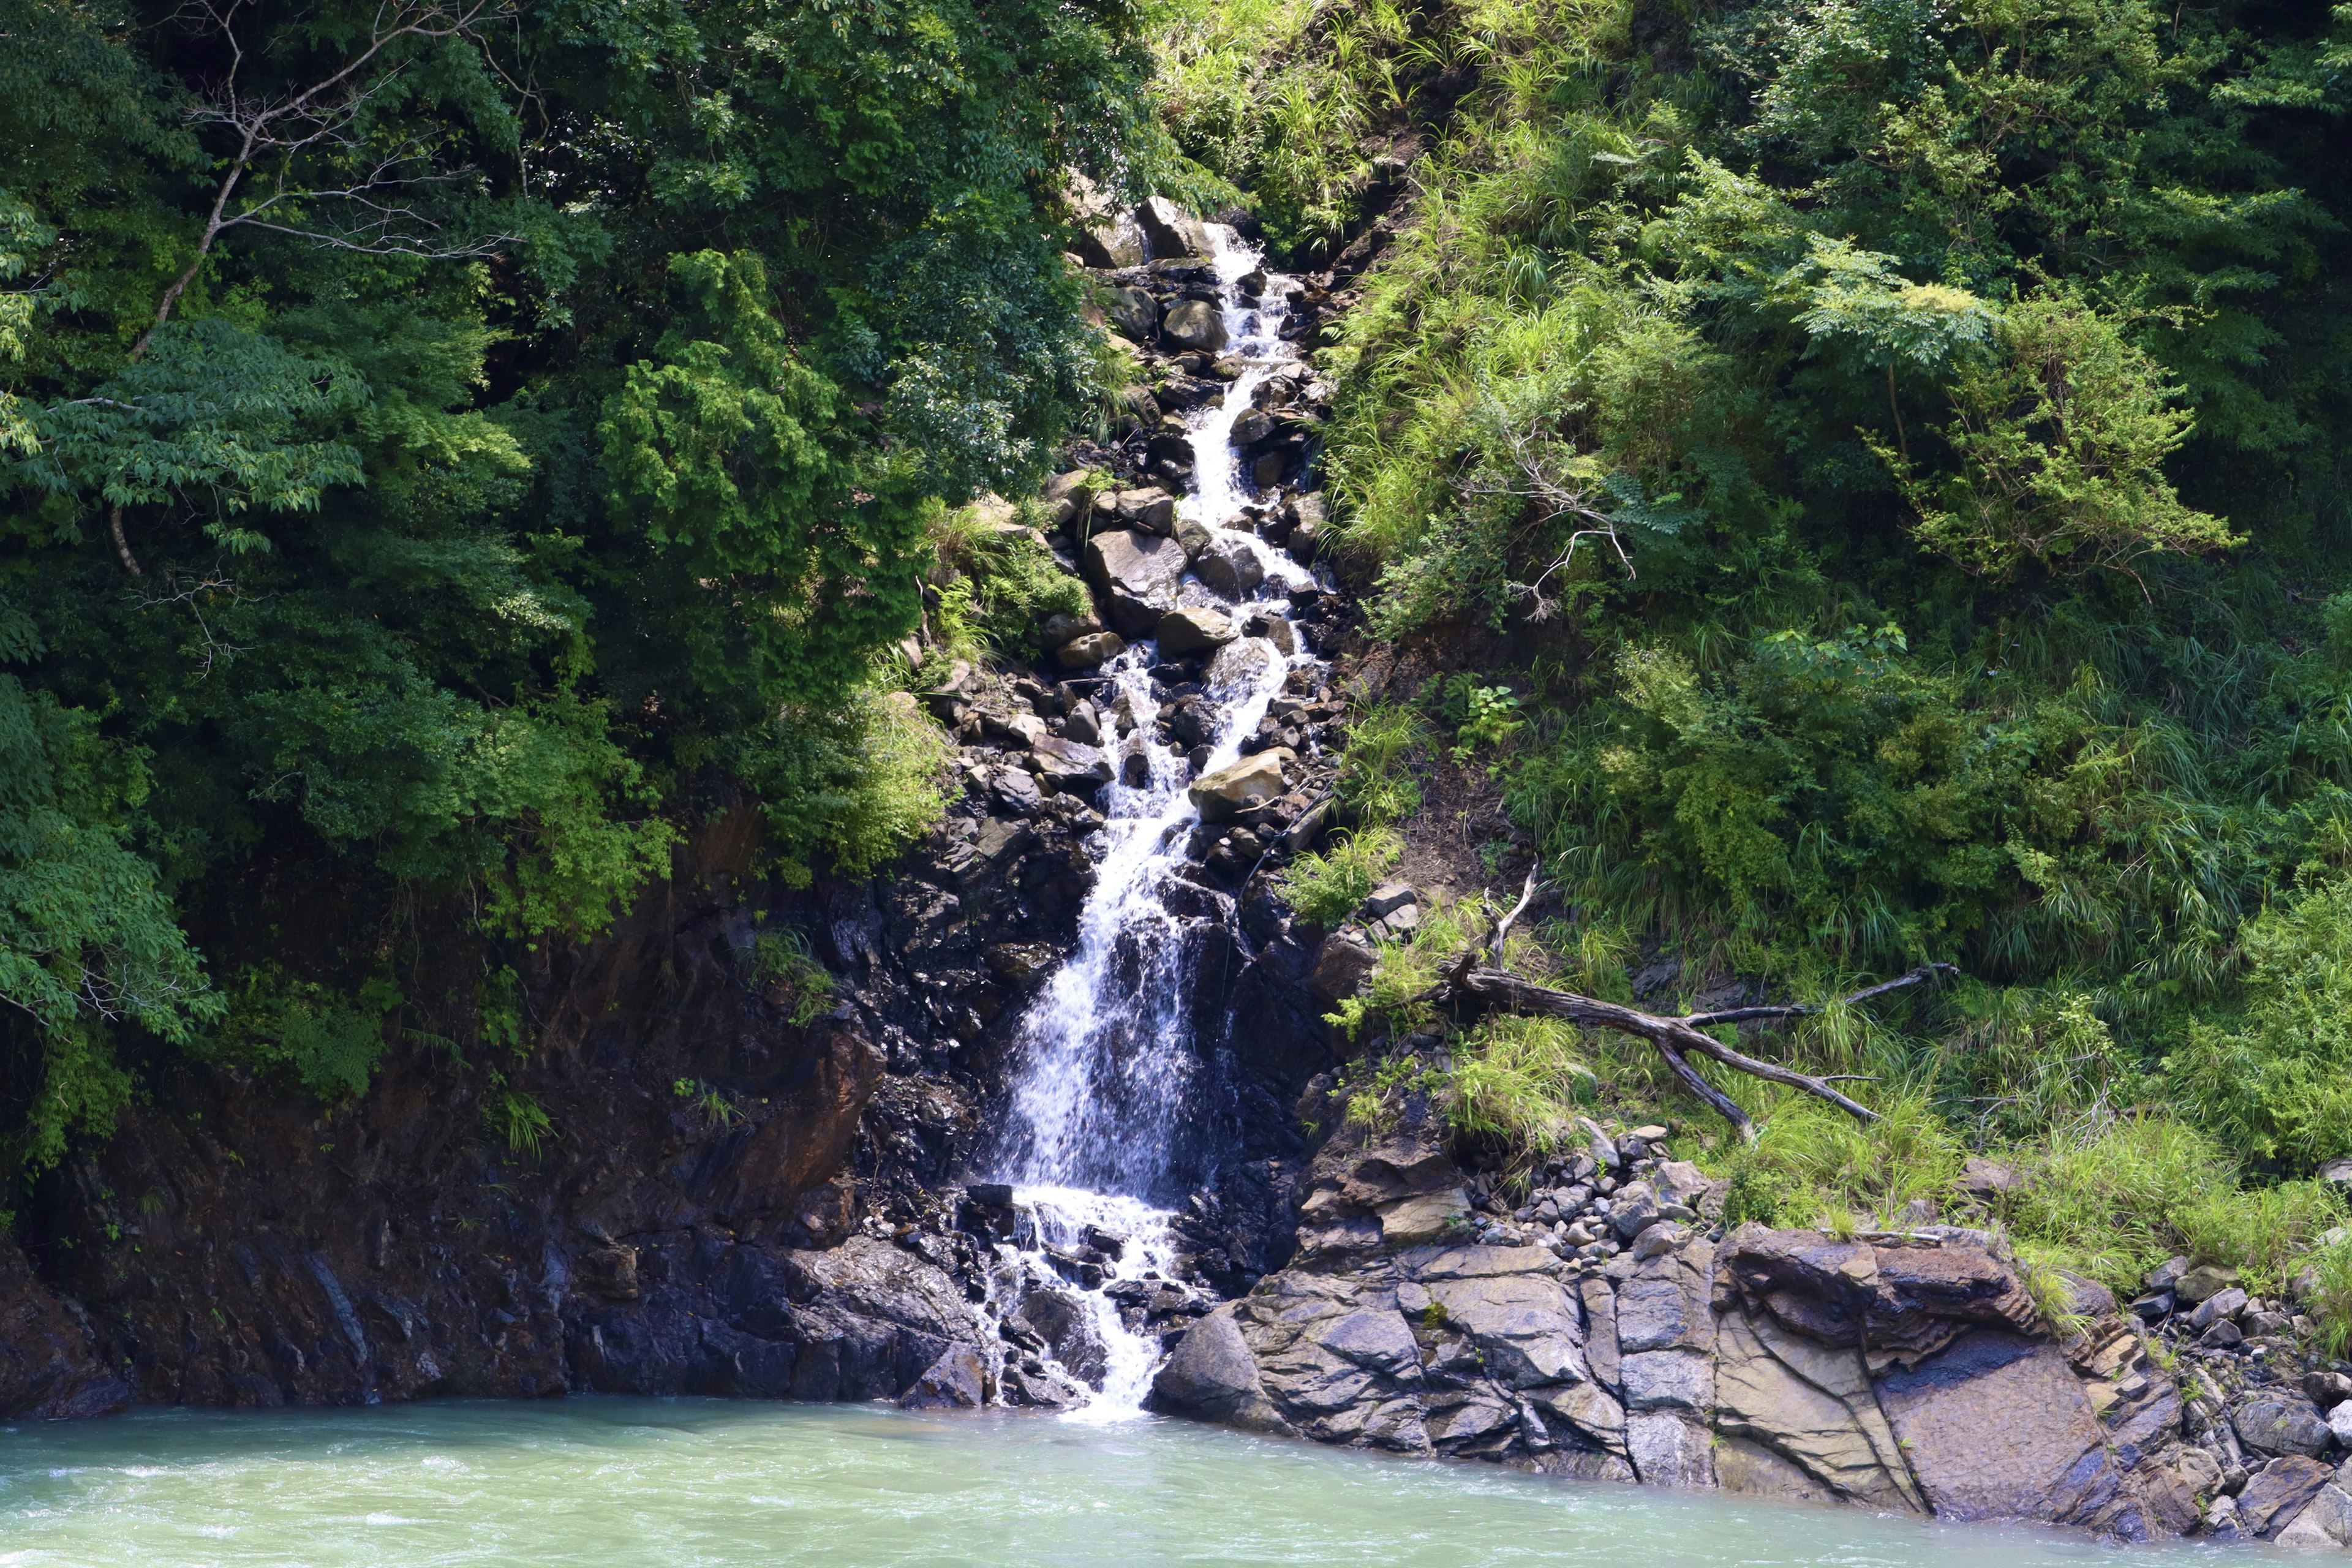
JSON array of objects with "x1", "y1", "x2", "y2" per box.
[{"x1": 1154, "y1": 1116, "x2": 2241, "y2": 1544}]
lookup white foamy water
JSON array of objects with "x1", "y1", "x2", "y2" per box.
[{"x1": 989, "y1": 227, "x2": 1325, "y2": 1416}]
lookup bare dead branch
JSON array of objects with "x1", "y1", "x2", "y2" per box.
[
  {"x1": 1682, "y1": 963, "x2": 1959, "y2": 1028},
  {"x1": 136, "y1": 0, "x2": 519, "y2": 357}
]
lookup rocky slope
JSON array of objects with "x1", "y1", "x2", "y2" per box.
[{"x1": 1152, "y1": 1098, "x2": 2352, "y2": 1545}]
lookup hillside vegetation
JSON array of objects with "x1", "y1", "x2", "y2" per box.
[
  {"x1": 0, "y1": 0, "x2": 1151, "y2": 1185},
  {"x1": 1163, "y1": 0, "x2": 2352, "y2": 1303}
]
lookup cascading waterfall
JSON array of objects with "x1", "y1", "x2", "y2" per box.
[{"x1": 986, "y1": 226, "x2": 1328, "y2": 1419}]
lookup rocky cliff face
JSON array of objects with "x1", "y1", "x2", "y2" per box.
[{"x1": 0, "y1": 194, "x2": 1365, "y2": 1430}]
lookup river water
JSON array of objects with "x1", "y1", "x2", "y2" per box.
[{"x1": 0, "y1": 1398, "x2": 2207, "y2": 1567}]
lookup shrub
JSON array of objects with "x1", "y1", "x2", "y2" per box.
[
  {"x1": 1277, "y1": 826, "x2": 1403, "y2": 924},
  {"x1": 1446, "y1": 1014, "x2": 1597, "y2": 1155}
]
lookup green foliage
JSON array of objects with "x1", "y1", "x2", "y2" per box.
[
  {"x1": 0, "y1": 0, "x2": 1159, "y2": 1174},
  {"x1": 752, "y1": 926, "x2": 835, "y2": 1027},
  {"x1": 1894, "y1": 292, "x2": 2241, "y2": 582},
  {"x1": 489, "y1": 1088, "x2": 553, "y2": 1158},
  {"x1": 2166, "y1": 875, "x2": 2352, "y2": 1169},
  {"x1": 1276, "y1": 826, "x2": 1403, "y2": 925},
  {"x1": 205, "y1": 971, "x2": 401, "y2": 1101},
  {"x1": 1714, "y1": 1090, "x2": 1966, "y2": 1229},
  {"x1": 1335, "y1": 701, "x2": 1427, "y2": 827},
  {"x1": 1446, "y1": 1015, "x2": 1597, "y2": 1155}
]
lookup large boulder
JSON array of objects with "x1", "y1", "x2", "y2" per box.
[
  {"x1": 1189, "y1": 748, "x2": 1292, "y2": 820},
  {"x1": 1155, "y1": 606, "x2": 1238, "y2": 656},
  {"x1": 1153, "y1": 1304, "x2": 1294, "y2": 1434},
  {"x1": 1085, "y1": 529, "x2": 1188, "y2": 636},
  {"x1": 1192, "y1": 530, "x2": 1266, "y2": 599},
  {"x1": 1055, "y1": 631, "x2": 1125, "y2": 671},
  {"x1": 1161, "y1": 300, "x2": 1228, "y2": 353},
  {"x1": 1136, "y1": 195, "x2": 1212, "y2": 258},
  {"x1": 1108, "y1": 287, "x2": 1158, "y2": 343},
  {"x1": 1874, "y1": 1328, "x2": 2163, "y2": 1537}
]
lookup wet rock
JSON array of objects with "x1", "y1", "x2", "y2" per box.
[
  {"x1": 1085, "y1": 530, "x2": 1188, "y2": 636},
  {"x1": 898, "y1": 1345, "x2": 984, "y2": 1409},
  {"x1": 1191, "y1": 532, "x2": 1266, "y2": 599},
  {"x1": 2236, "y1": 1392, "x2": 2332, "y2": 1458},
  {"x1": 1230, "y1": 408, "x2": 1273, "y2": 447},
  {"x1": 1055, "y1": 631, "x2": 1126, "y2": 671},
  {"x1": 2241, "y1": 1456, "x2": 2335, "y2": 1536},
  {"x1": 1243, "y1": 611, "x2": 1297, "y2": 655},
  {"x1": 0, "y1": 1233, "x2": 129, "y2": 1419},
  {"x1": 1161, "y1": 300, "x2": 1227, "y2": 353},
  {"x1": 1156, "y1": 606, "x2": 1238, "y2": 657},
  {"x1": 1152, "y1": 1303, "x2": 1292, "y2": 1434},
  {"x1": 1039, "y1": 609, "x2": 1102, "y2": 647},
  {"x1": 1207, "y1": 638, "x2": 1284, "y2": 690},
  {"x1": 1189, "y1": 750, "x2": 1292, "y2": 820},
  {"x1": 2176, "y1": 1264, "x2": 2240, "y2": 1305},
  {"x1": 1136, "y1": 195, "x2": 1212, "y2": 259},
  {"x1": 1109, "y1": 287, "x2": 1158, "y2": 343}
]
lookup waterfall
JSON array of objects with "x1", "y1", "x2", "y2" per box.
[{"x1": 985, "y1": 226, "x2": 1327, "y2": 1419}]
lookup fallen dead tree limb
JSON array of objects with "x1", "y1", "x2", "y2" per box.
[{"x1": 1433, "y1": 887, "x2": 1957, "y2": 1139}]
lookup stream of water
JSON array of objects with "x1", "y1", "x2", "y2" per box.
[
  {"x1": 986, "y1": 226, "x2": 1323, "y2": 1417},
  {"x1": 0, "y1": 1398, "x2": 2211, "y2": 1567}
]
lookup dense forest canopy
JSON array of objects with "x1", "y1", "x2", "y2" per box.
[
  {"x1": 0, "y1": 0, "x2": 1153, "y2": 1178},
  {"x1": 6, "y1": 0, "x2": 2352, "y2": 1308}
]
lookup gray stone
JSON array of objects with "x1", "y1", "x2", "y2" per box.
[
  {"x1": 2242, "y1": 1457, "x2": 2336, "y2": 1536},
  {"x1": 1031, "y1": 736, "x2": 1112, "y2": 789},
  {"x1": 1242, "y1": 611, "x2": 1297, "y2": 655},
  {"x1": 1154, "y1": 606, "x2": 1238, "y2": 657},
  {"x1": 1607, "y1": 1181, "x2": 1662, "y2": 1239},
  {"x1": 1711, "y1": 1305, "x2": 1924, "y2": 1512},
  {"x1": 897, "y1": 1344, "x2": 984, "y2": 1409},
  {"x1": 2176, "y1": 1263, "x2": 2241, "y2": 1305},
  {"x1": 2277, "y1": 1482, "x2": 2352, "y2": 1548},
  {"x1": 1308, "y1": 932, "x2": 1377, "y2": 1004},
  {"x1": 1152, "y1": 1304, "x2": 1292, "y2": 1434},
  {"x1": 1055, "y1": 631, "x2": 1125, "y2": 671},
  {"x1": 1162, "y1": 300, "x2": 1227, "y2": 353},
  {"x1": 1874, "y1": 1328, "x2": 2164, "y2": 1536},
  {"x1": 1363, "y1": 881, "x2": 1417, "y2": 919},
  {"x1": 1191, "y1": 532, "x2": 1265, "y2": 599},
  {"x1": 1135, "y1": 195, "x2": 1211, "y2": 258},
  {"x1": 2188, "y1": 1285, "x2": 2248, "y2": 1330},
  {"x1": 1084, "y1": 529, "x2": 1187, "y2": 636},
  {"x1": 1039, "y1": 609, "x2": 1102, "y2": 647},
  {"x1": 1040, "y1": 471, "x2": 1096, "y2": 531},
  {"x1": 1108, "y1": 287, "x2": 1158, "y2": 343},
  {"x1": 1188, "y1": 750, "x2": 1291, "y2": 820},
  {"x1": 1621, "y1": 1349, "x2": 1712, "y2": 1412},
  {"x1": 1114, "y1": 487, "x2": 1178, "y2": 534},
  {"x1": 1207, "y1": 637, "x2": 1283, "y2": 691},
  {"x1": 1626, "y1": 1411, "x2": 1716, "y2": 1487},
  {"x1": 2238, "y1": 1394, "x2": 2334, "y2": 1458}
]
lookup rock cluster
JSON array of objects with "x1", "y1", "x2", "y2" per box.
[{"x1": 1153, "y1": 1116, "x2": 2331, "y2": 1544}]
